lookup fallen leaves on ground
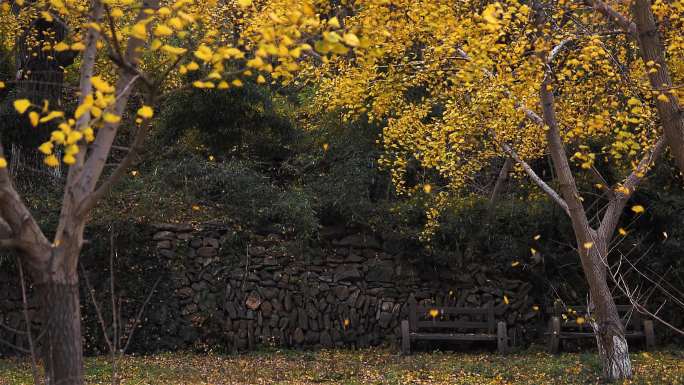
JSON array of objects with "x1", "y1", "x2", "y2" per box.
[{"x1": 0, "y1": 348, "x2": 682, "y2": 384}]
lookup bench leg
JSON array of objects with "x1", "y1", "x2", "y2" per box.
[
  {"x1": 401, "y1": 320, "x2": 411, "y2": 355},
  {"x1": 497, "y1": 321, "x2": 508, "y2": 354},
  {"x1": 547, "y1": 317, "x2": 561, "y2": 354},
  {"x1": 643, "y1": 320, "x2": 655, "y2": 351}
]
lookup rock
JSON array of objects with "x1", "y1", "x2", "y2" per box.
[
  {"x1": 297, "y1": 308, "x2": 309, "y2": 330},
  {"x1": 152, "y1": 223, "x2": 193, "y2": 232},
  {"x1": 203, "y1": 237, "x2": 220, "y2": 248},
  {"x1": 250, "y1": 246, "x2": 266, "y2": 257},
  {"x1": 334, "y1": 286, "x2": 350, "y2": 301},
  {"x1": 197, "y1": 247, "x2": 218, "y2": 258},
  {"x1": 157, "y1": 240, "x2": 172, "y2": 249},
  {"x1": 293, "y1": 328, "x2": 305, "y2": 344},
  {"x1": 334, "y1": 265, "x2": 362, "y2": 282},
  {"x1": 153, "y1": 231, "x2": 175, "y2": 241},
  {"x1": 159, "y1": 249, "x2": 177, "y2": 258},
  {"x1": 320, "y1": 330, "x2": 332, "y2": 347},
  {"x1": 261, "y1": 301, "x2": 273, "y2": 317},
  {"x1": 365, "y1": 261, "x2": 395, "y2": 283},
  {"x1": 246, "y1": 292, "x2": 262, "y2": 310},
  {"x1": 332, "y1": 233, "x2": 382, "y2": 249}
]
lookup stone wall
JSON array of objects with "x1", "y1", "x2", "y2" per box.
[
  {"x1": 151, "y1": 223, "x2": 536, "y2": 351},
  {"x1": 0, "y1": 222, "x2": 538, "y2": 356}
]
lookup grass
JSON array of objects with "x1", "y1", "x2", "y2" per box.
[{"x1": 0, "y1": 348, "x2": 683, "y2": 385}]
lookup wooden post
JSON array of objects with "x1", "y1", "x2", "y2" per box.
[
  {"x1": 548, "y1": 317, "x2": 561, "y2": 354},
  {"x1": 401, "y1": 320, "x2": 411, "y2": 355},
  {"x1": 496, "y1": 321, "x2": 508, "y2": 354},
  {"x1": 643, "y1": 320, "x2": 655, "y2": 351}
]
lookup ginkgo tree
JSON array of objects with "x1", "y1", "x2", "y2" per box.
[
  {"x1": 310, "y1": 0, "x2": 681, "y2": 381},
  {"x1": 0, "y1": 0, "x2": 364, "y2": 384}
]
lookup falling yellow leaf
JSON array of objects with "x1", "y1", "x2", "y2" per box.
[
  {"x1": 618, "y1": 228, "x2": 628, "y2": 236},
  {"x1": 14, "y1": 99, "x2": 31, "y2": 114},
  {"x1": 428, "y1": 308, "x2": 439, "y2": 318},
  {"x1": 29, "y1": 111, "x2": 40, "y2": 127},
  {"x1": 583, "y1": 242, "x2": 593, "y2": 249},
  {"x1": 532, "y1": 305, "x2": 540, "y2": 312},
  {"x1": 503, "y1": 296, "x2": 509, "y2": 305},
  {"x1": 0, "y1": 157, "x2": 7, "y2": 168},
  {"x1": 631, "y1": 205, "x2": 645, "y2": 214},
  {"x1": 576, "y1": 317, "x2": 586, "y2": 325},
  {"x1": 533, "y1": 234, "x2": 541, "y2": 240},
  {"x1": 423, "y1": 184, "x2": 432, "y2": 193},
  {"x1": 511, "y1": 261, "x2": 520, "y2": 267}
]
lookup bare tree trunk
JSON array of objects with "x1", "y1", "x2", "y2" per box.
[
  {"x1": 578, "y1": 237, "x2": 631, "y2": 381},
  {"x1": 631, "y1": 0, "x2": 684, "y2": 174},
  {"x1": 541, "y1": 77, "x2": 632, "y2": 381},
  {"x1": 36, "y1": 279, "x2": 84, "y2": 385}
]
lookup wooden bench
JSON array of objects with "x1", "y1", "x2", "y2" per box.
[
  {"x1": 546, "y1": 303, "x2": 655, "y2": 353},
  {"x1": 401, "y1": 302, "x2": 508, "y2": 355}
]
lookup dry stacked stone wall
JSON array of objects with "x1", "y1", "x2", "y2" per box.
[
  {"x1": 152, "y1": 223, "x2": 536, "y2": 351},
  {"x1": 1, "y1": 222, "x2": 539, "y2": 356}
]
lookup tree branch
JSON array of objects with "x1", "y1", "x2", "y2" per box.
[
  {"x1": 583, "y1": 0, "x2": 637, "y2": 37},
  {"x1": 499, "y1": 142, "x2": 571, "y2": 216}
]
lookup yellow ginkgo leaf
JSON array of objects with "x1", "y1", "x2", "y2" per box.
[
  {"x1": 237, "y1": 0, "x2": 252, "y2": 7},
  {"x1": 29, "y1": 111, "x2": 40, "y2": 127},
  {"x1": 0, "y1": 157, "x2": 7, "y2": 168},
  {"x1": 576, "y1": 317, "x2": 586, "y2": 325},
  {"x1": 511, "y1": 261, "x2": 520, "y2": 267},
  {"x1": 327, "y1": 17, "x2": 340, "y2": 28},
  {"x1": 137, "y1": 105, "x2": 154, "y2": 119},
  {"x1": 423, "y1": 184, "x2": 432, "y2": 193},
  {"x1": 14, "y1": 99, "x2": 31, "y2": 114},
  {"x1": 583, "y1": 241, "x2": 594, "y2": 249},
  {"x1": 631, "y1": 205, "x2": 645, "y2": 214},
  {"x1": 503, "y1": 295, "x2": 509, "y2": 305},
  {"x1": 44, "y1": 155, "x2": 59, "y2": 167},
  {"x1": 103, "y1": 113, "x2": 121, "y2": 124},
  {"x1": 618, "y1": 228, "x2": 627, "y2": 236},
  {"x1": 533, "y1": 234, "x2": 541, "y2": 240},
  {"x1": 38, "y1": 142, "x2": 53, "y2": 155},
  {"x1": 343, "y1": 33, "x2": 360, "y2": 47}
]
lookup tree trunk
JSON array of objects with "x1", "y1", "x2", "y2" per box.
[
  {"x1": 581, "y1": 241, "x2": 632, "y2": 382},
  {"x1": 36, "y1": 280, "x2": 84, "y2": 385},
  {"x1": 631, "y1": 0, "x2": 684, "y2": 174},
  {"x1": 541, "y1": 78, "x2": 632, "y2": 381},
  {"x1": 35, "y1": 280, "x2": 83, "y2": 385},
  {"x1": 29, "y1": 240, "x2": 85, "y2": 385}
]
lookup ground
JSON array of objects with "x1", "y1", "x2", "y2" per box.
[{"x1": 0, "y1": 348, "x2": 683, "y2": 384}]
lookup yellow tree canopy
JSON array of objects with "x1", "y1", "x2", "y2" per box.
[{"x1": 311, "y1": 0, "x2": 682, "y2": 234}]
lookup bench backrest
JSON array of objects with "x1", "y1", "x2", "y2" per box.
[
  {"x1": 409, "y1": 302, "x2": 498, "y2": 334},
  {"x1": 547, "y1": 303, "x2": 645, "y2": 331}
]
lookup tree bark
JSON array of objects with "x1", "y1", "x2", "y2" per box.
[
  {"x1": 631, "y1": 0, "x2": 684, "y2": 175},
  {"x1": 541, "y1": 77, "x2": 632, "y2": 381},
  {"x1": 35, "y1": 278, "x2": 84, "y2": 385},
  {"x1": 581, "y1": 238, "x2": 632, "y2": 381}
]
